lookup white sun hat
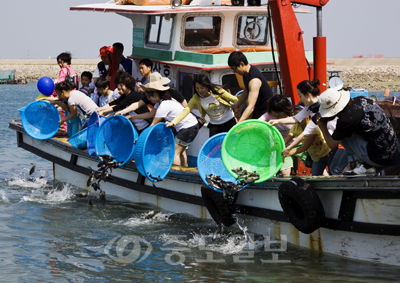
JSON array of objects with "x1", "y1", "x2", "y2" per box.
[
  {"x1": 140, "y1": 72, "x2": 171, "y2": 92},
  {"x1": 318, "y1": 88, "x2": 351, "y2": 117}
]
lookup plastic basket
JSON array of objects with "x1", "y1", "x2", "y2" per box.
[
  {"x1": 21, "y1": 101, "x2": 60, "y2": 140},
  {"x1": 134, "y1": 123, "x2": 175, "y2": 182},
  {"x1": 221, "y1": 119, "x2": 284, "y2": 183},
  {"x1": 67, "y1": 128, "x2": 88, "y2": 149},
  {"x1": 95, "y1": 115, "x2": 138, "y2": 167},
  {"x1": 198, "y1": 133, "x2": 245, "y2": 192},
  {"x1": 18, "y1": 107, "x2": 26, "y2": 118},
  {"x1": 87, "y1": 111, "x2": 106, "y2": 157}
]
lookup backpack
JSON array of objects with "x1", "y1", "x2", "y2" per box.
[
  {"x1": 97, "y1": 62, "x2": 108, "y2": 78},
  {"x1": 65, "y1": 68, "x2": 77, "y2": 89}
]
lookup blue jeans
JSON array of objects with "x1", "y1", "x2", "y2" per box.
[
  {"x1": 329, "y1": 148, "x2": 349, "y2": 175},
  {"x1": 311, "y1": 147, "x2": 338, "y2": 176},
  {"x1": 341, "y1": 133, "x2": 382, "y2": 167}
]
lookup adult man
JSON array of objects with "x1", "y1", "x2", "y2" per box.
[
  {"x1": 137, "y1": 58, "x2": 153, "y2": 93},
  {"x1": 92, "y1": 46, "x2": 124, "y2": 105},
  {"x1": 227, "y1": 51, "x2": 274, "y2": 122},
  {"x1": 317, "y1": 88, "x2": 400, "y2": 175},
  {"x1": 113, "y1": 42, "x2": 134, "y2": 75}
]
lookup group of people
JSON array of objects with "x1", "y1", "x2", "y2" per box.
[{"x1": 42, "y1": 48, "x2": 400, "y2": 176}]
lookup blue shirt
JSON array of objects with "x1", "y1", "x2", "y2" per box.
[{"x1": 120, "y1": 56, "x2": 133, "y2": 75}]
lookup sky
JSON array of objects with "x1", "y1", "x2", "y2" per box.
[{"x1": 1, "y1": 0, "x2": 399, "y2": 59}]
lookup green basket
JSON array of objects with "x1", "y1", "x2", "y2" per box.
[{"x1": 221, "y1": 119, "x2": 285, "y2": 183}]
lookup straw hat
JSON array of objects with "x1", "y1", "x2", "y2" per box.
[
  {"x1": 318, "y1": 88, "x2": 351, "y2": 117},
  {"x1": 140, "y1": 72, "x2": 171, "y2": 92}
]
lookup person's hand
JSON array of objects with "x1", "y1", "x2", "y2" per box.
[
  {"x1": 312, "y1": 113, "x2": 321, "y2": 125},
  {"x1": 97, "y1": 110, "x2": 103, "y2": 116},
  {"x1": 106, "y1": 75, "x2": 111, "y2": 81},
  {"x1": 126, "y1": 115, "x2": 132, "y2": 120},
  {"x1": 269, "y1": 119, "x2": 280, "y2": 126},
  {"x1": 281, "y1": 148, "x2": 290, "y2": 158},
  {"x1": 234, "y1": 107, "x2": 241, "y2": 120},
  {"x1": 166, "y1": 121, "x2": 174, "y2": 127},
  {"x1": 115, "y1": 110, "x2": 122, "y2": 116},
  {"x1": 58, "y1": 120, "x2": 64, "y2": 126}
]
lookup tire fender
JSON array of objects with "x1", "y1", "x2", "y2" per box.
[
  {"x1": 278, "y1": 177, "x2": 325, "y2": 234},
  {"x1": 201, "y1": 186, "x2": 236, "y2": 227}
]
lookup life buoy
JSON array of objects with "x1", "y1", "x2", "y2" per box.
[
  {"x1": 278, "y1": 177, "x2": 325, "y2": 234},
  {"x1": 193, "y1": 47, "x2": 236, "y2": 54},
  {"x1": 238, "y1": 46, "x2": 276, "y2": 53},
  {"x1": 201, "y1": 186, "x2": 236, "y2": 227}
]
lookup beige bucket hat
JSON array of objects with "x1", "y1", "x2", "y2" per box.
[
  {"x1": 318, "y1": 88, "x2": 351, "y2": 117},
  {"x1": 140, "y1": 72, "x2": 171, "y2": 92}
]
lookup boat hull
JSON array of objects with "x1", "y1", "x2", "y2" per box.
[{"x1": 10, "y1": 120, "x2": 400, "y2": 266}]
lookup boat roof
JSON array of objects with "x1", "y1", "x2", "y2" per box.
[{"x1": 70, "y1": 2, "x2": 310, "y2": 15}]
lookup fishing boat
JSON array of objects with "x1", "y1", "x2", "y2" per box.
[{"x1": 9, "y1": 0, "x2": 400, "y2": 266}]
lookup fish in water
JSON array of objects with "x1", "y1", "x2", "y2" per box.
[
  {"x1": 29, "y1": 163, "x2": 36, "y2": 175},
  {"x1": 145, "y1": 210, "x2": 158, "y2": 219},
  {"x1": 92, "y1": 181, "x2": 100, "y2": 191},
  {"x1": 76, "y1": 192, "x2": 88, "y2": 198},
  {"x1": 87, "y1": 166, "x2": 95, "y2": 187},
  {"x1": 99, "y1": 190, "x2": 106, "y2": 200},
  {"x1": 88, "y1": 199, "x2": 93, "y2": 206},
  {"x1": 149, "y1": 174, "x2": 162, "y2": 182}
]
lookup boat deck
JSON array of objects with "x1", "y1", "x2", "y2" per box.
[{"x1": 9, "y1": 119, "x2": 400, "y2": 192}]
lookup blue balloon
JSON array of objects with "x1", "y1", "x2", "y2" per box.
[{"x1": 37, "y1": 76, "x2": 55, "y2": 96}]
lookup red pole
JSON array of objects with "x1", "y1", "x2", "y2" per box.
[{"x1": 313, "y1": 36, "x2": 327, "y2": 93}]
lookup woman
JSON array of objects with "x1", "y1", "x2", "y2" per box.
[
  {"x1": 136, "y1": 80, "x2": 199, "y2": 167},
  {"x1": 168, "y1": 74, "x2": 238, "y2": 137},
  {"x1": 42, "y1": 80, "x2": 98, "y2": 128},
  {"x1": 269, "y1": 80, "x2": 347, "y2": 176},
  {"x1": 97, "y1": 72, "x2": 150, "y2": 134}
]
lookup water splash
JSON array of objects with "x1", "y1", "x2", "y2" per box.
[
  {"x1": 0, "y1": 189, "x2": 9, "y2": 203},
  {"x1": 20, "y1": 183, "x2": 74, "y2": 203},
  {"x1": 121, "y1": 212, "x2": 173, "y2": 227}
]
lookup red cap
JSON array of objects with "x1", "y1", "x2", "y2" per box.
[{"x1": 99, "y1": 46, "x2": 113, "y2": 57}]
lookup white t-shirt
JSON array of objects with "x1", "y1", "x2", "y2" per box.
[
  {"x1": 200, "y1": 94, "x2": 234, "y2": 125},
  {"x1": 112, "y1": 88, "x2": 121, "y2": 100},
  {"x1": 68, "y1": 90, "x2": 98, "y2": 119},
  {"x1": 294, "y1": 106, "x2": 337, "y2": 136},
  {"x1": 128, "y1": 110, "x2": 149, "y2": 131},
  {"x1": 154, "y1": 99, "x2": 198, "y2": 132},
  {"x1": 99, "y1": 92, "x2": 114, "y2": 108}
]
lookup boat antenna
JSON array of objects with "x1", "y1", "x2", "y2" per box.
[{"x1": 267, "y1": 3, "x2": 283, "y2": 95}]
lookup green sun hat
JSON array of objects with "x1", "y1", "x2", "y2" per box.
[{"x1": 221, "y1": 119, "x2": 285, "y2": 183}]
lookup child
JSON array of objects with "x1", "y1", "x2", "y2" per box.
[
  {"x1": 284, "y1": 115, "x2": 332, "y2": 176},
  {"x1": 79, "y1": 71, "x2": 93, "y2": 97},
  {"x1": 96, "y1": 77, "x2": 114, "y2": 107},
  {"x1": 259, "y1": 95, "x2": 295, "y2": 177}
]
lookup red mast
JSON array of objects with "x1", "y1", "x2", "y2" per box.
[{"x1": 269, "y1": 0, "x2": 329, "y2": 105}]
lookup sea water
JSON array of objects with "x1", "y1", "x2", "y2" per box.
[{"x1": 1, "y1": 83, "x2": 400, "y2": 282}]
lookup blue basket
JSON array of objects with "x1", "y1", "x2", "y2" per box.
[
  {"x1": 134, "y1": 123, "x2": 175, "y2": 182},
  {"x1": 21, "y1": 101, "x2": 60, "y2": 140},
  {"x1": 18, "y1": 107, "x2": 26, "y2": 118},
  {"x1": 67, "y1": 128, "x2": 88, "y2": 149},
  {"x1": 95, "y1": 115, "x2": 138, "y2": 167},
  {"x1": 87, "y1": 111, "x2": 106, "y2": 157},
  {"x1": 197, "y1": 133, "x2": 245, "y2": 193}
]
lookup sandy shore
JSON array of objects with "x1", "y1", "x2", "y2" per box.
[{"x1": 1, "y1": 58, "x2": 400, "y2": 91}]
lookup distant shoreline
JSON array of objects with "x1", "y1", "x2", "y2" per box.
[{"x1": 1, "y1": 58, "x2": 399, "y2": 91}]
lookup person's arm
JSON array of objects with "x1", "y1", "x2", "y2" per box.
[
  {"x1": 97, "y1": 104, "x2": 114, "y2": 116},
  {"x1": 149, "y1": 117, "x2": 163, "y2": 127},
  {"x1": 284, "y1": 132, "x2": 295, "y2": 145},
  {"x1": 238, "y1": 78, "x2": 262, "y2": 122},
  {"x1": 269, "y1": 116, "x2": 298, "y2": 126},
  {"x1": 169, "y1": 97, "x2": 197, "y2": 127},
  {"x1": 127, "y1": 107, "x2": 156, "y2": 121},
  {"x1": 234, "y1": 89, "x2": 248, "y2": 120},
  {"x1": 217, "y1": 88, "x2": 239, "y2": 105},
  {"x1": 285, "y1": 134, "x2": 317, "y2": 157},
  {"x1": 181, "y1": 99, "x2": 188, "y2": 108},
  {"x1": 59, "y1": 105, "x2": 77, "y2": 125},
  {"x1": 318, "y1": 119, "x2": 340, "y2": 149},
  {"x1": 115, "y1": 100, "x2": 145, "y2": 116}
]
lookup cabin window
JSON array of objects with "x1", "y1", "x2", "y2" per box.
[
  {"x1": 147, "y1": 15, "x2": 174, "y2": 48},
  {"x1": 236, "y1": 15, "x2": 268, "y2": 46},
  {"x1": 182, "y1": 15, "x2": 223, "y2": 48}
]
